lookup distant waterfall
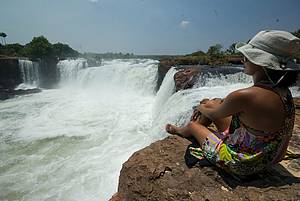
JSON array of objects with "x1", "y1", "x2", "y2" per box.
[
  {"x1": 18, "y1": 59, "x2": 40, "y2": 88},
  {"x1": 57, "y1": 58, "x2": 88, "y2": 85},
  {"x1": 57, "y1": 59, "x2": 158, "y2": 95},
  {"x1": 0, "y1": 59, "x2": 159, "y2": 201}
]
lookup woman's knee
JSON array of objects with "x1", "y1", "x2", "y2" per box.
[
  {"x1": 204, "y1": 99, "x2": 223, "y2": 108},
  {"x1": 187, "y1": 121, "x2": 196, "y2": 128},
  {"x1": 187, "y1": 121, "x2": 205, "y2": 130}
]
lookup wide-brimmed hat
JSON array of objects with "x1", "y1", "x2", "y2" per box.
[{"x1": 235, "y1": 30, "x2": 300, "y2": 71}]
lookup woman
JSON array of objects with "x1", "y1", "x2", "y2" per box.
[{"x1": 166, "y1": 30, "x2": 300, "y2": 176}]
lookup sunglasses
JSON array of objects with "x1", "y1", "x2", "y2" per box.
[{"x1": 242, "y1": 57, "x2": 249, "y2": 63}]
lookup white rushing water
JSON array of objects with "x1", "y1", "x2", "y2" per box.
[
  {"x1": 1, "y1": 59, "x2": 300, "y2": 201},
  {"x1": 16, "y1": 60, "x2": 40, "y2": 89}
]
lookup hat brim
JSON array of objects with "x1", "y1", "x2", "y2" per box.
[{"x1": 235, "y1": 43, "x2": 300, "y2": 71}]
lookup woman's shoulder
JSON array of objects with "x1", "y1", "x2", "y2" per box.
[
  {"x1": 228, "y1": 86, "x2": 283, "y2": 106},
  {"x1": 227, "y1": 87, "x2": 257, "y2": 100},
  {"x1": 234, "y1": 85, "x2": 281, "y2": 97}
]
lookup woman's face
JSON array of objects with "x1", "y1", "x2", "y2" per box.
[{"x1": 242, "y1": 57, "x2": 261, "y2": 75}]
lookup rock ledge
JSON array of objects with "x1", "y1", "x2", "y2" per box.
[{"x1": 111, "y1": 135, "x2": 300, "y2": 201}]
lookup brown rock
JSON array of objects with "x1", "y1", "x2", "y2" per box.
[
  {"x1": 0, "y1": 58, "x2": 22, "y2": 89},
  {"x1": 174, "y1": 68, "x2": 201, "y2": 92},
  {"x1": 226, "y1": 55, "x2": 243, "y2": 64},
  {"x1": 115, "y1": 136, "x2": 300, "y2": 201}
]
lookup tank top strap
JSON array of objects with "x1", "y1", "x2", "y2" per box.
[{"x1": 254, "y1": 82, "x2": 294, "y2": 119}]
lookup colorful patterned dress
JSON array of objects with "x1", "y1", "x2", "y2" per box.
[{"x1": 193, "y1": 83, "x2": 295, "y2": 176}]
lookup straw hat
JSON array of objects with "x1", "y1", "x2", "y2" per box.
[{"x1": 236, "y1": 30, "x2": 300, "y2": 71}]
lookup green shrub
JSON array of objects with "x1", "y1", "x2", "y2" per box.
[{"x1": 24, "y1": 36, "x2": 53, "y2": 59}]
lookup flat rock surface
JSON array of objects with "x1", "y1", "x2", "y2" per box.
[{"x1": 115, "y1": 135, "x2": 300, "y2": 201}]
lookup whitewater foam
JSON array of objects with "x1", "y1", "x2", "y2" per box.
[{"x1": 0, "y1": 59, "x2": 158, "y2": 201}]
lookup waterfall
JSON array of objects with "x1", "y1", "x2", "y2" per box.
[
  {"x1": 153, "y1": 67, "x2": 177, "y2": 119},
  {"x1": 0, "y1": 59, "x2": 159, "y2": 201},
  {"x1": 57, "y1": 58, "x2": 88, "y2": 85},
  {"x1": 150, "y1": 67, "x2": 253, "y2": 139},
  {"x1": 17, "y1": 59, "x2": 40, "y2": 89},
  {"x1": 58, "y1": 59, "x2": 158, "y2": 95}
]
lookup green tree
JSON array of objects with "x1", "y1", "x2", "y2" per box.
[
  {"x1": 206, "y1": 44, "x2": 226, "y2": 64},
  {"x1": 207, "y1": 44, "x2": 223, "y2": 57},
  {"x1": 24, "y1": 36, "x2": 53, "y2": 59},
  {"x1": 0, "y1": 43, "x2": 25, "y2": 56},
  {"x1": 188, "y1": 50, "x2": 206, "y2": 57},
  {"x1": 52, "y1": 42, "x2": 79, "y2": 58},
  {"x1": 226, "y1": 43, "x2": 237, "y2": 55}
]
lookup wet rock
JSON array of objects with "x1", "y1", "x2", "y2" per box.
[
  {"x1": 112, "y1": 135, "x2": 300, "y2": 201},
  {"x1": 38, "y1": 57, "x2": 59, "y2": 88},
  {"x1": 0, "y1": 88, "x2": 41, "y2": 100},
  {"x1": 0, "y1": 58, "x2": 22, "y2": 89},
  {"x1": 174, "y1": 68, "x2": 201, "y2": 92},
  {"x1": 173, "y1": 66, "x2": 244, "y2": 91}
]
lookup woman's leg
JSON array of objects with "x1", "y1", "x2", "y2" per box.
[
  {"x1": 165, "y1": 98, "x2": 231, "y2": 141},
  {"x1": 166, "y1": 121, "x2": 214, "y2": 145}
]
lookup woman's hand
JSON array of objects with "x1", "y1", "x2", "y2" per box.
[
  {"x1": 197, "y1": 98, "x2": 223, "y2": 110},
  {"x1": 196, "y1": 98, "x2": 224, "y2": 121}
]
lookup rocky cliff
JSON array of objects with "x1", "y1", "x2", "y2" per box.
[
  {"x1": 0, "y1": 57, "x2": 22, "y2": 89},
  {"x1": 0, "y1": 57, "x2": 58, "y2": 100},
  {"x1": 38, "y1": 57, "x2": 59, "y2": 88}
]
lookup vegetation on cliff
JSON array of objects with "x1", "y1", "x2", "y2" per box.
[
  {"x1": 161, "y1": 29, "x2": 300, "y2": 67},
  {"x1": 159, "y1": 43, "x2": 241, "y2": 68},
  {"x1": 0, "y1": 36, "x2": 79, "y2": 59}
]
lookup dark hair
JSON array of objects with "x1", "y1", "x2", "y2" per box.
[{"x1": 265, "y1": 68, "x2": 299, "y2": 87}]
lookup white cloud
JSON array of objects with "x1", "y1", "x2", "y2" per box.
[
  {"x1": 179, "y1": 20, "x2": 190, "y2": 29},
  {"x1": 89, "y1": 0, "x2": 98, "y2": 3}
]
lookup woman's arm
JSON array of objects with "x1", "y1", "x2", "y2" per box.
[{"x1": 198, "y1": 90, "x2": 249, "y2": 122}]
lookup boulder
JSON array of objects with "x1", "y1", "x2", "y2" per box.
[
  {"x1": 173, "y1": 66, "x2": 244, "y2": 91},
  {"x1": 174, "y1": 68, "x2": 201, "y2": 92}
]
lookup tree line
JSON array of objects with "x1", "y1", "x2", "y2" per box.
[
  {"x1": 175, "y1": 29, "x2": 300, "y2": 65},
  {"x1": 0, "y1": 35, "x2": 79, "y2": 59},
  {"x1": 1, "y1": 29, "x2": 299, "y2": 62}
]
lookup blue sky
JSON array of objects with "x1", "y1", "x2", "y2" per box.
[{"x1": 1, "y1": 0, "x2": 300, "y2": 55}]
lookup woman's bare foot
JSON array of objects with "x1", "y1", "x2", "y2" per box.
[
  {"x1": 165, "y1": 124, "x2": 192, "y2": 138},
  {"x1": 165, "y1": 124, "x2": 180, "y2": 134}
]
